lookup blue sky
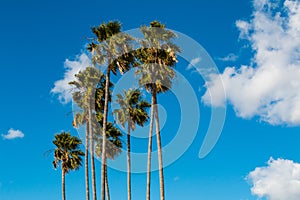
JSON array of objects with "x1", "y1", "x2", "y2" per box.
[{"x1": 1, "y1": 0, "x2": 300, "y2": 199}]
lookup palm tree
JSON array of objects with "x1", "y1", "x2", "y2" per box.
[
  {"x1": 135, "y1": 21, "x2": 180, "y2": 200},
  {"x1": 95, "y1": 120, "x2": 123, "y2": 200},
  {"x1": 70, "y1": 67, "x2": 104, "y2": 200},
  {"x1": 94, "y1": 75, "x2": 119, "y2": 200},
  {"x1": 114, "y1": 89, "x2": 151, "y2": 200},
  {"x1": 88, "y1": 21, "x2": 134, "y2": 200},
  {"x1": 52, "y1": 131, "x2": 84, "y2": 200},
  {"x1": 72, "y1": 110, "x2": 90, "y2": 200}
]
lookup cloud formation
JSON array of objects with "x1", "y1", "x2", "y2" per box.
[
  {"x1": 218, "y1": 53, "x2": 238, "y2": 62},
  {"x1": 2, "y1": 129, "x2": 24, "y2": 140},
  {"x1": 51, "y1": 53, "x2": 91, "y2": 104},
  {"x1": 202, "y1": 0, "x2": 300, "y2": 125},
  {"x1": 247, "y1": 158, "x2": 300, "y2": 200},
  {"x1": 187, "y1": 57, "x2": 201, "y2": 70}
]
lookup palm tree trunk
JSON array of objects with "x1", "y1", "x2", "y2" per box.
[
  {"x1": 105, "y1": 164, "x2": 110, "y2": 200},
  {"x1": 127, "y1": 119, "x2": 131, "y2": 200},
  {"x1": 62, "y1": 168, "x2": 66, "y2": 200},
  {"x1": 89, "y1": 105, "x2": 97, "y2": 200},
  {"x1": 101, "y1": 66, "x2": 111, "y2": 200},
  {"x1": 146, "y1": 96, "x2": 155, "y2": 200},
  {"x1": 153, "y1": 89, "x2": 165, "y2": 200},
  {"x1": 86, "y1": 121, "x2": 90, "y2": 200}
]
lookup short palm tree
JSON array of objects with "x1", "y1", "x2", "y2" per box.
[
  {"x1": 52, "y1": 131, "x2": 84, "y2": 200},
  {"x1": 135, "y1": 21, "x2": 180, "y2": 200},
  {"x1": 114, "y1": 89, "x2": 150, "y2": 200},
  {"x1": 88, "y1": 21, "x2": 134, "y2": 200},
  {"x1": 70, "y1": 67, "x2": 104, "y2": 200}
]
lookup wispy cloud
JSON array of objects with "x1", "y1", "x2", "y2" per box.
[
  {"x1": 2, "y1": 129, "x2": 24, "y2": 140},
  {"x1": 203, "y1": 0, "x2": 300, "y2": 126},
  {"x1": 218, "y1": 53, "x2": 238, "y2": 62},
  {"x1": 187, "y1": 57, "x2": 201, "y2": 70},
  {"x1": 247, "y1": 157, "x2": 300, "y2": 200},
  {"x1": 51, "y1": 53, "x2": 91, "y2": 104}
]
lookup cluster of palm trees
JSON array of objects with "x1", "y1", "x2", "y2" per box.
[{"x1": 52, "y1": 20, "x2": 180, "y2": 200}]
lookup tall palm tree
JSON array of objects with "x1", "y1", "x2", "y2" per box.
[
  {"x1": 72, "y1": 110, "x2": 90, "y2": 200},
  {"x1": 95, "y1": 119, "x2": 123, "y2": 200},
  {"x1": 70, "y1": 67, "x2": 104, "y2": 200},
  {"x1": 94, "y1": 76, "x2": 119, "y2": 200},
  {"x1": 72, "y1": 105, "x2": 90, "y2": 200},
  {"x1": 88, "y1": 21, "x2": 134, "y2": 200},
  {"x1": 114, "y1": 89, "x2": 151, "y2": 200},
  {"x1": 52, "y1": 131, "x2": 84, "y2": 200},
  {"x1": 135, "y1": 21, "x2": 180, "y2": 200}
]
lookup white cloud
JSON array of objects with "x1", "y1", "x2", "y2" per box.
[
  {"x1": 247, "y1": 158, "x2": 300, "y2": 200},
  {"x1": 51, "y1": 53, "x2": 91, "y2": 104},
  {"x1": 218, "y1": 53, "x2": 238, "y2": 62},
  {"x1": 187, "y1": 57, "x2": 201, "y2": 70},
  {"x1": 202, "y1": 0, "x2": 300, "y2": 126},
  {"x1": 2, "y1": 129, "x2": 24, "y2": 140},
  {"x1": 236, "y1": 20, "x2": 251, "y2": 39}
]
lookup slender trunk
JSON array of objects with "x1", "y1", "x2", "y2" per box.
[
  {"x1": 146, "y1": 96, "x2": 155, "y2": 200},
  {"x1": 127, "y1": 119, "x2": 131, "y2": 200},
  {"x1": 153, "y1": 89, "x2": 165, "y2": 200},
  {"x1": 89, "y1": 104, "x2": 97, "y2": 200},
  {"x1": 101, "y1": 66, "x2": 111, "y2": 200},
  {"x1": 62, "y1": 168, "x2": 66, "y2": 200},
  {"x1": 105, "y1": 164, "x2": 110, "y2": 200},
  {"x1": 86, "y1": 121, "x2": 90, "y2": 200}
]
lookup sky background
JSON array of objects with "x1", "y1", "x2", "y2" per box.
[{"x1": 1, "y1": 0, "x2": 300, "y2": 200}]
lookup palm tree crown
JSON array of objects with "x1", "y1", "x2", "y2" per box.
[
  {"x1": 53, "y1": 131, "x2": 84, "y2": 173},
  {"x1": 114, "y1": 89, "x2": 151, "y2": 130},
  {"x1": 88, "y1": 21, "x2": 135, "y2": 75},
  {"x1": 135, "y1": 21, "x2": 180, "y2": 93}
]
